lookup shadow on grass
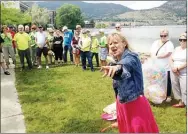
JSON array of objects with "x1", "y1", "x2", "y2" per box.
[
  {"x1": 150, "y1": 99, "x2": 179, "y2": 108},
  {"x1": 61, "y1": 118, "x2": 118, "y2": 133}
]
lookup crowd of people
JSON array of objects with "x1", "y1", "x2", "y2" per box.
[{"x1": 0, "y1": 23, "x2": 186, "y2": 133}]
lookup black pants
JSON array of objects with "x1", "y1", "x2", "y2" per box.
[
  {"x1": 63, "y1": 45, "x2": 73, "y2": 62},
  {"x1": 92, "y1": 52, "x2": 99, "y2": 67},
  {"x1": 18, "y1": 48, "x2": 32, "y2": 69},
  {"x1": 54, "y1": 47, "x2": 63, "y2": 60},
  {"x1": 167, "y1": 71, "x2": 172, "y2": 97}
]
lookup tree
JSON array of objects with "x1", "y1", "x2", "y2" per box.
[
  {"x1": 26, "y1": 3, "x2": 50, "y2": 26},
  {"x1": 55, "y1": 4, "x2": 85, "y2": 29},
  {"x1": 1, "y1": 4, "x2": 31, "y2": 25}
]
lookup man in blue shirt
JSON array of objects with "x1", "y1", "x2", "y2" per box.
[{"x1": 62, "y1": 26, "x2": 73, "y2": 63}]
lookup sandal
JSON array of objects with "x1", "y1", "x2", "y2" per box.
[{"x1": 172, "y1": 103, "x2": 185, "y2": 108}]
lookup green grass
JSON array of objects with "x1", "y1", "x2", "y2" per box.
[{"x1": 15, "y1": 57, "x2": 186, "y2": 133}]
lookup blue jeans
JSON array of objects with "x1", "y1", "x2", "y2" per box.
[
  {"x1": 80, "y1": 51, "x2": 94, "y2": 70},
  {"x1": 63, "y1": 45, "x2": 73, "y2": 63}
]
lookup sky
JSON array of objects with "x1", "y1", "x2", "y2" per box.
[{"x1": 83, "y1": 1, "x2": 167, "y2": 10}]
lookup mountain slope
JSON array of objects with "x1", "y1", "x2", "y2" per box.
[
  {"x1": 117, "y1": 1, "x2": 186, "y2": 25},
  {"x1": 35, "y1": 1, "x2": 133, "y2": 19}
]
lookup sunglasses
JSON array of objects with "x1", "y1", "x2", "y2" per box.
[
  {"x1": 38, "y1": 27, "x2": 42, "y2": 29},
  {"x1": 160, "y1": 35, "x2": 167, "y2": 38},
  {"x1": 116, "y1": 27, "x2": 120, "y2": 28},
  {"x1": 179, "y1": 39, "x2": 187, "y2": 42}
]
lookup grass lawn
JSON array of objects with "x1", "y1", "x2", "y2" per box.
[{"x1": 15, "y1": 59, "x2": 186, "y2": 133}]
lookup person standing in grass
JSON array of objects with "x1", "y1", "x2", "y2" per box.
[
  {"x1": 1, "y1": 25, "x2": 16, "y2": 68},
  {"x1": 35, "y1": 25, "x2": 49, "y2": 69},
  {"x1": 0, "y1": 35, "x2": 10, "y2": 75},
  {"x1": 8, "y1": 26, "x2": 17, "y2": 54},
  {"x1": 53, "y1": 30, "x2": 63, "y2": 65},
  {"x1": 47, "y1": 28, "x2": 55, "y2": 64},
  {"x1": 150, "y1": 29, "x2": 174, "y2": 102},
  {"x1": 170, "y1": 33, "x2": 187, "y2": 108},
  {"x1": 72, "y1": 31, "x2": 80, "y2": 66},
  {"x1": 76, "y1": 25, "x2": 82, "y2": 36},
  {"x1": 29, "y1": 25, "x2": 37, "y2": 66},
  {"x1": 79, "y1": 30, "x2": 94, "y2": 71},
  {"x1": 90, "y1": 32, "x2": 99, "y2": 67},
  {"x1": 101, "y1": 33, "x2": 159, "y2": 133},
  {"x1": 62, "y1": 26, "x2": 73, "y2": 64},
  {"x1": 99, "y1": 29, "x2": 108, "y2": 67},
  {"x1": 14, "y1": 25, "x2": 32, "y2": 71}
]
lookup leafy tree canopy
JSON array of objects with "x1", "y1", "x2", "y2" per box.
[
  {"x1": 55, "y1": 4, "x2": 85, "y2": 30},
  {"x1": 1, "y1": 4, "x2": 31, "y2": 26}
]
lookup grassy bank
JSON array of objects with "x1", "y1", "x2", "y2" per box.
[{"x1": 15, "y1": 61, "x2": 186, "y2": 133}]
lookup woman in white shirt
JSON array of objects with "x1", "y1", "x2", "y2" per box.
[
  {"x1": 170, "y1": 33, "x2": 187, "y2": 108},
  {"x1": 150, "y1": 29, "x2": 174, "y2": 102}
]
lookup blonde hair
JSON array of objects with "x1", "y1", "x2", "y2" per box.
[{"x1": 107, "y1": 32, "x2": 133, "y2": 51}]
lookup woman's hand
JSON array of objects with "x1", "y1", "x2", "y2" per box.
[
  {"x1": 172, "y1": 67, "x2": 178, "y2": 73},
  {"x1": 101, "y1": 65, "x2": 121, "y2": 78},
  {"x1": 172, "y1": 67, "x2": 180, "y2": 75}
]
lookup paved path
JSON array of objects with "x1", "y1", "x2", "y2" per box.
[{"x1": 1, "y1": 65, "x2": 26, "y2": 133}]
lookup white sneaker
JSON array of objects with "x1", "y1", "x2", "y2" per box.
[
  {"x1": 37, "y1": 65, "x2": 42, "y2": 69},
  {"x1": 166, "y1": 97, "x2": 172, "y2": 102},
  {"x1": 46, "y1": 65, "x2": 49, "y2": 69}
]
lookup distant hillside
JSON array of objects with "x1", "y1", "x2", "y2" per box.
[
  {"x1": 24, "y1": 1, "x2": 186, "y2": 26},
  {"x1": 34, "y1": 1, "x2": 133, "y2": 19},
  {"x1": 117, "y1": 1, "x2": 186, "y2": 25}
]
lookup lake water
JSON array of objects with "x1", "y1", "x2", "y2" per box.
[{"x1": 90, "y1": 25, "x2": 186, "y2": 53}]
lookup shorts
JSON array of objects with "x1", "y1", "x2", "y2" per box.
[
  {"x1": 37, "y1": 47, "x2": 48, "y2": 57},
  {"x1": 99, "y1": 47, "x2": 108, "y2": 60}
]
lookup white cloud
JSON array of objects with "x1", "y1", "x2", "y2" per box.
[{"x1": 83, "y1": 1, "x2": 167, "y2": 10}]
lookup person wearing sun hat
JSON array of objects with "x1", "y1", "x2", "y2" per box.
[
  {"x1": 170, "y1": 32, "x2": 187, "y2": 109},
  {"x1": 79, "y1": 29, "x2": 94, "y2": 71},
  {"x1": 62, "y1": 26, "x2": 73, "y2": 64}
]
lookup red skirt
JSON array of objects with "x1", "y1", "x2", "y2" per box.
[{"x1": 116, "y1": 95, "x2": 159, "y2": 133}]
